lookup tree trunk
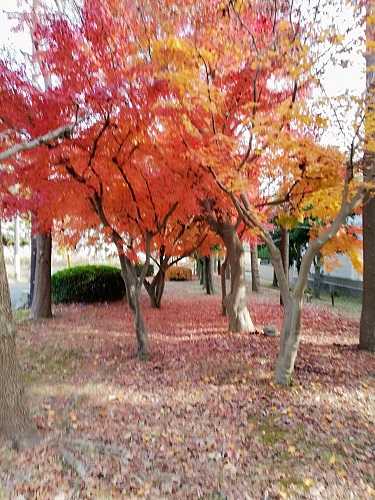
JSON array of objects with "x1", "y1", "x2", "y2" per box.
[
  {"x1": 210, "y1": 222, "x2": 255, "y2": 333},
  {"x1": 117, "y1": 251, "x2": 149, "y2": 359},
  {"x1": 144, "y1": 267, "x2": 166, "y2": 309},
  {"x1": 0, "y1": 222, "x2": 37, "y2": 449},
  {"x1": 250, "y1": 244, "x2": 260, "y2": 292},
  {"x1": 275, "y1": 296, "x2": 302, "y2": 386},
  {"x1": 225, "y1": 259, "x2": 231, "y2": 280},
  {"x1": 360, "y1": 4, "x2": 375, "y2": 352},
  {"x1": 29, "y1": 234, "x2": 37, "y2": 308},
  {"x1": 31, "y1": 231, "x2": 52, "y2": 319},
  {"x1": 360, "y1": 195, "x2": 375, "y2": 351},
  {"x1": 217, "y1": 258, "x2": 221, "y2": 276},
  {"x1": 313, "y1": 256, "x2": 322, "y2": 299},
  {"x1": 273, "y1": 269, "x2": 278, "y2": 287},
  {"x1": 280, "y1": 228, "x2": 289, "y2": 305},
  {"x1": 204, "y1": 256, "x2": 214, "y2": 295},
  {"x1": 200, "y1": 258, "x2": 205, "y2": 286},
  {"x1": 221, "y1": 256, "x2": 228, "y2": 316},
  {"x1": 128, "y1": 278, "x2": 149, "y2": 360}
]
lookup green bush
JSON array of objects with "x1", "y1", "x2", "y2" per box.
[{"x1": 52, "y1": 265, "x2": 126, "y2": 304}]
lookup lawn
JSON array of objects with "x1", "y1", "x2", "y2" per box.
[{"x1": 1, "y1": 281, "x2": 374, "y2": 499}]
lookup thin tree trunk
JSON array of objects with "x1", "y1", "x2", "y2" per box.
[
  {"x1": 360, "y1": 195, "x2": 375, "y2": 351},
  {"x1": 250, "y1": 244, "x2": 260, "y2": 292},
  {"x1": 155, "y1": 270, "x2": 165, "y2": 307},
  {"x1": 200, "y1": 258, "x2": 205, "y2": 286},
  {"x1": 313, "y1": 255, "x2": 322, "y2": 299},
  {"x1": 196, "y1": 258, "x2": 201, "y2": 280},
  {"x1": 115, "y1": 240, "x2": 150, "y2": 359},
  {"x1": 204, "y1": 256, "x2": 214, "y2": 295},
  {"x1": 221, "y1": 256, "x2": 228, "y2": 316},
  {"x1": 280, "y1": 228, "x2": 289, "y2": 305},
  {"x1": 275, "y1": 296, "x2": 302, "y2": 386},
  {"x1": 217, "y1": 258, "x2": 221, "y2": 275},
  {"x1": 31, "y1": 231, "x2": 52, "y2": 319},
  {"x1": 116, "y1": 251, "x2": 133, "y2": 307},
  {"x1": 29, "y1": 234, "x2": 37, "y2": 308},
  {"x1": 0, "y1": 221, "x2": 37, "y2": 449},
  {"x1": 129, "y1": 278, "x2": 149, "y2": 359},
  {"x1": 272, "y1": 269, "x2": 278, "y2": 287}
]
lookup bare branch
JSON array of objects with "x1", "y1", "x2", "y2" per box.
[{"x1": 0, "y1": 123, "x2": 75, "y2": 162}]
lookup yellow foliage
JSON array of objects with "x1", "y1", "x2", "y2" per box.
[
  {"x1": 320, "y1": 227, "x2": 363, "y2": 274},
  {"x1": 166, "y1": 266, "x2": 192, "y2": 281}
]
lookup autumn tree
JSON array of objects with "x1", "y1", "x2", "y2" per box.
[
  {"x1": 6, "y1": 0, "x2": 211, "y2": 358},
  {"x1": 153, "y1": 0, "x2": 368, "y2": 383},
  {"x1": 211, "y1": 2, "x2": 368, "y2": 384}
]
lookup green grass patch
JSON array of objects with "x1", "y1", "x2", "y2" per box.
[
  {"x1": 258, "y1": 419, "x2": 288, "y2": 446},
  {"x1": 278, "y1": 475, "x2": 314, "y2": 495},
  {"x1": 23, "y1": 347, "x2": 82, "y2": 384},
  {"x1": 14, "y1": 308, "x2": 30, "y2": 323}
]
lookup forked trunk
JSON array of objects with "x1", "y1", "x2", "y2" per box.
[
  {"x1": 0, "y1": 222, "x2": 37, "y2": 449},
  {"x1": 144, "y1": 268, "x2": 166, "y2": 309},
  {"x1": 227, "y1": 249, "x2": 254, "y2": 333},
  {"x1": 250, "y1": 244, "x2": 260, "y2": 292},
  {"x1": 31, "y1": 231, "x2": 52, "y2": 319},
  {"x1": 216, "y1": 224, "x2": 255, "y2": 333},
  {"x1": 275, "y1": 296, "x2": 302, "y2": 385}
]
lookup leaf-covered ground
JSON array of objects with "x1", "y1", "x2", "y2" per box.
[{"x1": 1, "y1": 280, "x2": 374, "y2": 499}]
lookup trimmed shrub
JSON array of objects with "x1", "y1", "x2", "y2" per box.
[
  {"x1": 166, "y1": 266, "x2": 192, "y2": 281},
  {"x1": 135, "y1": 263, "x2": 154, "y2": 278},
  {"x1": 52, "y1": 265, "x2": 126, "y2": 304}
]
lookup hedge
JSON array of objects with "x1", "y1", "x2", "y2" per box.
[
  {"x1": 52, "y1": 265, "x2": 126, "y2": 304},
  {"x1": 166, "y1": 266, "x2": 192, "y2": 281}
]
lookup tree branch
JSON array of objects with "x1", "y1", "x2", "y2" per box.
[{"x1": 0, "y1": 123, "x2": 75, "y2": 162}]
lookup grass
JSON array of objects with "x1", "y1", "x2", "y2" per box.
[
  {"x1": 264, "y1": 283, "x2": 362, "y2": 317},
  {"x1": 14, "y1": 308, "x2": 30, "y2": 322},
  {"x1": 22, "y1": 347, "x2": 83, "y2": 384},
  {"x1": 315, "y1": 291, "x2": 362, "y2": 315}
]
